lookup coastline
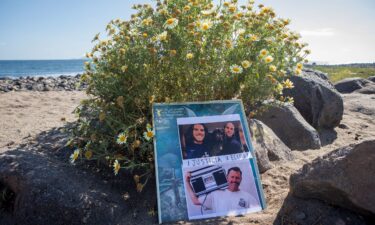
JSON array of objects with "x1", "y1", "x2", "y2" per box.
[{"x1": 0, "y1": 74, "x2": 86, "y2": 92}]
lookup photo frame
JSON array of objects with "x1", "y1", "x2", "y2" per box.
[{"x1": 152, "y1": 100, "x2": 266, "y2": 223}]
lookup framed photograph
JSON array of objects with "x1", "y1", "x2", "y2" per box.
[{"x1": 152, "y1": 100, "x2": 266, "y2": 223}]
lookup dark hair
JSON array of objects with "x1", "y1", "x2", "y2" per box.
[
  {"x1": 185, "y1": 123, "x2": 209, "y2": 145},
  {"x1": 227, "y1": 167, "x2": 242, "y2": 176}
]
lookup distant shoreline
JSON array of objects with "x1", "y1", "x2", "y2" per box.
[{"x1": 0, "y1": 74, "x2": 86, "y2": 92}]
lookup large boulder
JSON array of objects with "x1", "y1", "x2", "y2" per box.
[
  {"x1": 255, "y1": 103, "x2": 321, "y2": 150},
  {"x1": 248, "y1": 119, "x2": 293, "y2": 173},
  {"x1": 355, "y1": 82, "x2": 375, "y2": 94},
  {"x1": 334, "y1": 77, "x2": 372, "y2": 94},
  {"x1": 283, "y1": 69, "x2": 343, "y2": 129},
  {"x1": 368, "y1": 76, "x2": 375, "y2": 82},
  {"x1": 290, "y1": 139, "x2": 375, "y2": 216},
  {"x1": 0, "y1": 128, "x2": 157, "y2": 225}
]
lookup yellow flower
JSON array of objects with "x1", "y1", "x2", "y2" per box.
[
  {"x1": 296, "y1": 63, "x2": 303, "y2": 70},
  {"x1": 249, "y1": 34, "x2": 259, "y2": 42},
  {"x1": 70, "y1": 149, "x2": 80, "y2": 164},
  {"x1": 157, "y1": 31, "x2": 168, "y2": 41},
  {"x1": 259, "y1": 49, "x2": 268, "y2": 57},
  {"x1": 116, "y1": 132, "x2": 128, "y2": 144},
  {"x1": 283, "y1": 79, "x2": 294, "y2": 89},
  {"x1": 241, "y1": 60, "x2": 251, "y2": 69},
  {"x1": 142, "y1": 33, "x2": 148, "y2": 38},
  {"x1": 113, "y1": 160, "x2": 120, "y2": 175},
  {"x1": 199, "y1": 19, "x2": 213, "y2": 31},
  {"x1": 269, "y1": 65, "x2": 277, "y2": 72},
  {"x1": 183, "y1": 5, "x2": 191, "y2": 11},
  {"x1": 230, "y1": 64, "x2": 243, "y2": 74},
  {"x1": 228, "y1": 4, "x2": 237, "y2": 13},
  {"x1": 295, "y1": 68, "x2": 302, "y2": 75},
  {"x1": 164, "y1": 18, "x2": 178, "y2": 29},
  {"x1": 264, "y1": 55, "x2": 274, "y2": 63},
  {"x1": 225, "y1": 39, "x2": 232, "y2": 48},
  {"x1": 141, "y1": 17, "x2": 153, "y2": 26},
  {"x1": 143, "y1": 124, "x2": 154, "y2": 141},
  {"x1": 286, "y1": 96, "x2": 294, "y2": 104},
  {"x1": 85, "y1": 150, "x2": 93, "y2": 160},
  {"x1": 121, "y1": 65, "x2": 128, "y2": 72},
  {"x1": 169, "y1": 49, "x2": 177, "y2": 57},
  {"x1": 276, "y1": 83, "x2": 284, "y2": 94},
  {"x1": 186, "y1": 53, "x2": 194, "y2": 59}
]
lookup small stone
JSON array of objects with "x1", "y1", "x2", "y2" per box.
[
  {"x1": 294, "y1": 211, "x2": 306, "y2": 220},
  {"x1": 338, "y1": 124, "x2": 349, "y2": 129}
]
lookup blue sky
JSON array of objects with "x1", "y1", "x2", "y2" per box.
[{"x1": 0, "y1": 0, "x2": 374, "y2": 64}]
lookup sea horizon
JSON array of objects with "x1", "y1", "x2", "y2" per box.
[{"x1": 0, "y1": 59, "x2": 87, "y2": 78}]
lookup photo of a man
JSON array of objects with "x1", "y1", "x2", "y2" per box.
[
  {"x1": 178, "y1": 115, "x2": 249, "y2": 159},
  {"x1": 185, "y1": 124, "x2": 210, "y2": 159},
  {"x1": 183, "y1": 162, "x2": 262, "y2": 219},
  {"x1": 219, "y1": 122, "x2": 243, "y2": 156}
]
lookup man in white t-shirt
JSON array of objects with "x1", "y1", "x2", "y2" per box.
[{"x1": 185, "y1": 167, "x2": 260, "y2": 215}]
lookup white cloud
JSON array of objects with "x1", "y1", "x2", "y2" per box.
[{"x1": 300, "y1": 28, "x2": 335, "y2": 37}]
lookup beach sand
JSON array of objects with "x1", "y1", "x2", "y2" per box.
[
  {"x1": 0, "y1": 91, "x2": 374, "y2": 224},
  {"x1": 0, "y1": 91, "x2": 86, "y2": 152}
]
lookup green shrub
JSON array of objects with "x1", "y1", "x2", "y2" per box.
[{"x1": 71, "y1": 0, "x2": 309, "y2": 190}]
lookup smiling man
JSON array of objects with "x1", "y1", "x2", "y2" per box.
[
  {"x1": 184, "y1": 123, "x2": 210, "y2": 159},
  {"x1": 185, "y1": 167, "x2": 259, "y2": 215},
  {"x1": 219, "y1": 122, "x2": 243, "y2": 156}
]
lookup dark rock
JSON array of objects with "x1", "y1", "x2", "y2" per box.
[
  {"x1": 355, "y1": 83, "x2": 375, "y2": 94},
  {"x1": 303, "y1": 68, "x2": 330, "y2": 81},
  {"x1": 249, "y1": 119, "x2": 293, "y2": 173},
  {"x1": 368, "y1": 76, "x2": 375, "y2": 82},
  {"x1": 283, "y1": 69, "x2": 343, "y2": 129},
  {"x1": 290, "y1": 139, "x2": 375, "y2": 215},
  {"x1": 255, "y1": 103, "x2": 321, "y2": 150},
  {"x1": 338, "y1": 124, "x2": 349, "y2": 129},
  {"x1": 334, "y1": 78, "x2": 371, "y2": 94},
  {"x1": 0, "y1": 127, "x2": 157, "y2": 225}
]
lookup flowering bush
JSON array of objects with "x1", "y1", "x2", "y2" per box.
[{"x1": 71, "y1": 0, "x2": 309, "y2": 190}]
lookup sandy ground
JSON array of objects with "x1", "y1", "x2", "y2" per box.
[
  {"x1": 0, "y1": 91, "x2": 374, "y2": 224},
  {"x1": 0, "y1": 91, "x2": 87, "y2": 152}
]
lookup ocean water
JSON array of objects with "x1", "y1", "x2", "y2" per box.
[{"x1": 0, "y1": 59, "x2": 87, "y2": 78}]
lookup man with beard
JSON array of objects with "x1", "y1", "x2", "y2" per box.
[
  {"x1": 184, "y1": 123, "x2": 210, "y2": 159},
  {"x1": 185, "y1": 167, "x2": 259, "y2": 214},
  {"x1": 218, "y1": 122, "x2": 243, "y2": 156}
]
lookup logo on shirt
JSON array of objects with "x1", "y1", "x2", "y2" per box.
[{"x1": 238, "y1": 198, "x2": 246, "y2": 208}]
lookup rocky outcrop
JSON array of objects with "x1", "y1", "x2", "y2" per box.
[
  {"x1": 255, "y1": 103, "x2": 321, "y2": 150},
  {"x1": 334, "y1": 77, "x2": 372, "y2": 94},
  {"x1": 290, "y1": 139, "x2": 375, "y2": 216},
  {"x1": 368, "y1": 76, "x2": 375, "y2": 82},
  {"x1": 0, "y1": 127, "x2": 156, "y2": 225},
  {"x1": 0, "y1": 75, "x2": 86, "y2": 92},
  {"x1": 355, "y1": 82, "x2": 375, "y2": 94},
  {"x1": 283, "y1": 69, "x2": 343, "y2": 129},
  {"x1": 248, "y1": 119, "x2": 293, "y2": 173}
]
